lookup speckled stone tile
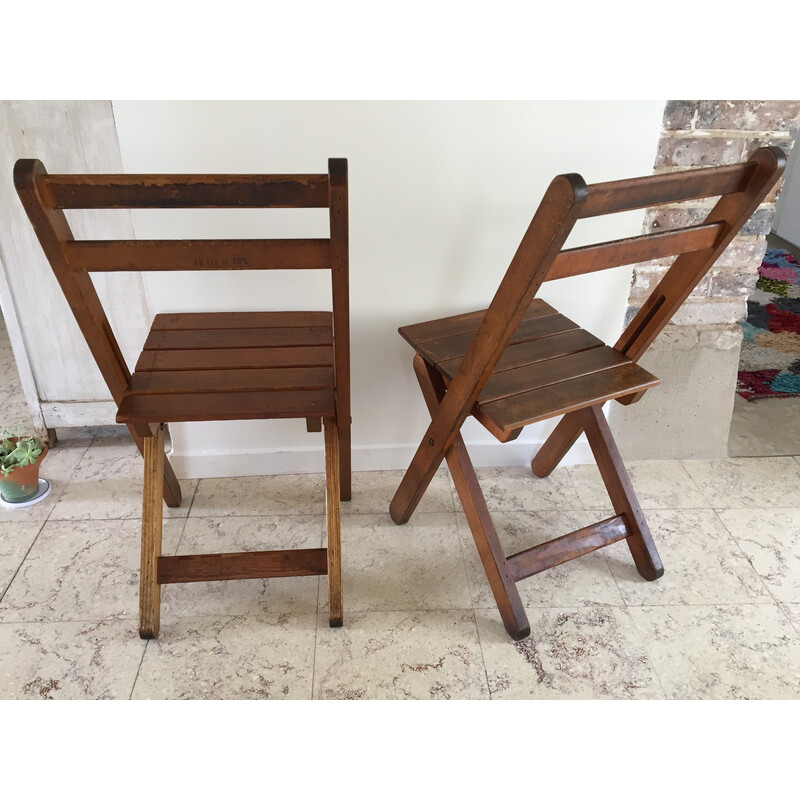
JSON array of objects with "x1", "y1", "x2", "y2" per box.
[
  {"x1": 0, "y1": 518, "x2": 184, "y2": 622},
  {"x1": 0, "y1": 443, "x2": 88, "y2": 524},
  {"x1": 313, "y1": 610, "x2": 489, "y2": 699},
  {"x1": 717, "y1": 509, "x2": 800, "y2": 603},
  {"x1": 49, "y1": 439, "x2": 196, "y2": 521},
  {"x1": 131, "y1": 613, "x2": 316, "y2": 699},
  {"x1": 0, "y1": 619, "x2": 145, "y2": 699},
  {"x1": 320, "y1": 512, "x2": 470, "y2": 613},
  {"x1": 567, "y1": 460, "x2": 710, "y2": 513},
  {"x1": 342, "y1": 469, "x2": 453, "y2": 515},
  {"x1": 781, "y1": 603, "x2": 800, "y2": 635},
  {"x1": 0, "y1": 391, "x2": 35, "y2": 431},
  {"x1": 162, "y1": 515, "x2": 324, "y2": 618},
  {"x1": 477, "y1": 606, "x2": 663, "y2": 699},
  {"x1": 0, "y1": 521, "x2": 42, "y2": 597},
  {"x1": 681, "y1": 457, "x2": 800, "y2": 509},
  {"x1": 603, "y1": 509, "x2": 772, "y2": 606},
  {"x1": 629, "y1": 604, "x2": 800, "y2": 699},
  {"x1": 472, "y1": 466, "x2": 581, "y2": 512},
  {"x1": 456, "y1": 510, "x2": 624, "y2": 608},
  {"x1": 190, "y1": 472, "x2": 325, "y2": 517}
]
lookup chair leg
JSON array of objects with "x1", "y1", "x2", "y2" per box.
[
  {"x1": 338, "y1": 411, "x2": 351, "y2": 502},
  {"x1": 412, "y1": 355, "x2": 530, "y2": 640},
  {"x1": 324, "y1": 417, "x2": 343, "y2": 627},
  {"x1": 530, "y1": 411, "x2": 584, "y2": 478},
  {"x1": 139, "y1": 423, "x2": 164, "y2": 639},
  {"x1": 578, "y1": 405, "x2": 664, "y2": 581}
]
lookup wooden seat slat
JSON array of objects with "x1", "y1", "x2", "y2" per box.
[
  {"x1": 135, "y1": 345, "x2": 334, "y2": 372},
  {"x1": 116, "y1": 388, "x2": 336, "y2": 423},
  {"x1": 151, "y1": 311, "x2": 332, "y2": 331},
  {"x1": 142, "y1": 326, "x2": 333, "y2": 351},
  {"x1": 127, "y1": 366, "x2": 335, "y2": 395}
]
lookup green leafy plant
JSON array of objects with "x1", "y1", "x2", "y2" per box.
[{"x1": 0, "y1": 429, "x2": 44, "y2": 477}]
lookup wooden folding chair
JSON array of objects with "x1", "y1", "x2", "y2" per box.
[
  {"x1": 390, "y1": 147, "x2": 785, "y2": 641},
  {"x1": 15, "y1": 158, "x2": 350, "y2": 637}
]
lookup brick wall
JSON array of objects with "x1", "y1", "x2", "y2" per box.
[{"x1": 626, "y1": 100, "x2": 800, "y2": 328}]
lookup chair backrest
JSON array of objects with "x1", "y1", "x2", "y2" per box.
[
  {"x1": 13, "y1": 158, "x2": 349, "y2": 412},
  {"x1": 434, "y1": 146, "x2": 785, "y2": 438}
]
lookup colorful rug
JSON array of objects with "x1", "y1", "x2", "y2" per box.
[{"x1": 737, "y1": 248, "x2": 800, "y2": 400}]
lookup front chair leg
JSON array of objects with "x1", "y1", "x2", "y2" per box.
[
  {"x1": 324, "y1": 417, "x2": 343, "y2": 627},
  {"x1": 139, "y1": 423, "x2": 165, "y2": 638},
  {"x1": 412, "y1": 355, "x2": 530, "y2": 640}
]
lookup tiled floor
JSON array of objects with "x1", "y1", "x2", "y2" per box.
[{"x1": 1, "y1": 325, "x2": 800, "y2": 699}]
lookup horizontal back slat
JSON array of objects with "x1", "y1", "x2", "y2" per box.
[
  {"x1": 64, "y1": 239, "x2": 331, "y2": 271},
  {"x1": 39, "y1": 173, "x2": 330, "y2": 208},
  {"x1": 545, "y1": 222, "x2": 724, "y2": 281},
  {"x1": 579, "y1": 161, "x2": 755, "y2": 218}
]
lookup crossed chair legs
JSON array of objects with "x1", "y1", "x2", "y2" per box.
[
  {"x1": 137, "y1": 420, "x2": 343, "y2": 639},
  {"x1": 399, "y1": 354, "x2": 663, "y2": 641}
]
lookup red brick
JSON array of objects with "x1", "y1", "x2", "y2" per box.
[
  {"x1": 694, "y1": 101, "x2": 800, "y2": 132},
  {"x1": 655, "y1": 136, "x2": 747, "y2": 168}
]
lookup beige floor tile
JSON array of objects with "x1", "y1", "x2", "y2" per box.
[
  {"x1": 456, "y1": 510, "x2": 624, "y2": 608},
  {"x1": 0, "y1": 619, "x2": 145, "y2": 699},
  {"x1": 132, "y1": 613, "x2": 316, "y2": 699},
  {"x1": 0, "y1": 518, "x2": 184, "y2": 622},
  {"x1": 567, "y1": 460, "x2": 710, "y2": 513},
  {"x1": 190, "y1": 472, "x2": 325, "y2": 517},
  {"x1": 472, "y1": 466, "x2": 581, "y2": 512},
  {"x1": 342, "y1": 469, "x2": 453, "y2": 515},
  {"x1": 0, "y1": 521, "x2": 43, "y2": 596},
  {"x1": 322, "y1": 512, "x2": 470, "y2": 612},
  {"x1": 604, "y1": 509, "x2": 773, "y2": 606},
  {"x1": 313, "y1": 609, "x2": 489, "y2": 699},
  {"x1": 49, "y1": 439, "x2": 196, "y2": 520},
  {"x1": 162, "y1": 515, "x2": 324, "y2": 618},
  {"x1": 681, "y1": 457, "x2": 800, "y2": 509},
  {"x1": 629, "y1": 604, "x2": 800, "y2": 699},
  {"x1": 717, "y1": 509, "x2": 800, "y2": 603},
  {"x1": 477, "y1": 606, "x2": 663, "y2": 699},
  {"x1": 728, "y1": 394, "x2": 800, "y2": 458}
]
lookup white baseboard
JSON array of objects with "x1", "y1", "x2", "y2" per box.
[{"x1": 168, "y1": 439, "x2": 596, "y2": 480}]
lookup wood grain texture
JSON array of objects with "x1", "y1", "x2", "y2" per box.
[
  {"x1": 139, "y1": 424, "x2": 164, "y2": 638},
  {"x1": 506, "y1": 515, "x2": 629, "y2": 581},
  {"x1": 158, "y1": 549, "x2": 328, "y2": 583},
  {"x1": 41, "y1": 173, "x2": 330, "y2": 208},
  {"x1": 324, "y1": 416, "x2": 343, "y2": 626},
  {"x1": 135, "y1": 345, "x2": 333, "y2": 372}
]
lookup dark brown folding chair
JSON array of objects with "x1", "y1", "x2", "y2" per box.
[
  {"x1": 390, "y1": 147, "x2": 785, "y2": 641},
  {"x1": 15, "y1": 158, "x2": 350, "y2": 638}
]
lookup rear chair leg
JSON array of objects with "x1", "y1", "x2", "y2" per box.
[
  {"x1": 324, "y1": 417, "x2": 343, "y2": 627},
  {"x1": 578, "y1": 405, "x2": 664, "y2": 581},
  {"x1": 139, "y1": 423, "x2": 164, "y2": 638},
  {"x1": 530, "y1": 411, "x2": 584, "y2": 478}
]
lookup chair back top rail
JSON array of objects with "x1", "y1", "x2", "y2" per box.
[
  {"x1": 579, "y1": 159, "x2": 756, "y2": 218},
  {"x1": 37, "y1": 173, "x2": 330, "y2": 208}
]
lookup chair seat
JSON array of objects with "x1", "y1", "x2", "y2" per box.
[
  {"x1": 399, "y1": 299, "x2": 659, "y2": 441},
  {"x1": 117, "y1": 311, "x2": 336, "y2": 423}
]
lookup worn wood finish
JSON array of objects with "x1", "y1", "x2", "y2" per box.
[
  {"x1": 16, "y1": 157, "x2": 351, "y2": 638},
  {"x1": 413, "y1": 356, "x2": 529, "y2": 640},
  {"x1": 507, "y1": 515, "x2": 629, "y2": 581},
  {"x1": 391, "y1": 149, "x2": 785, "y2": 640},
  {"x1": 41, "y1": 173, "x2": 330, "y2": 208},
  {"x1": 158, "y1": 549, "x2": 329, "y2": 583},
  {"x1": 329, "y1": 158, "x2": 351, "y2": 500},
  {"x1": 139, "y1": 424, "x2": 164, "y2": 638},
  {"x1": 390, "y1": 173, "x2": 588, "y2": 525},
  {"x1": 65, "y1": 239, "x2": 331, "y2": 271},
  {"x1": 324, "y1": 417, "x2": 343, "y2": 626}
]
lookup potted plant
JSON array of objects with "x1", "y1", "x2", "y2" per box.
[{"x1": 0, "y1": 430, "x2": 48, "y2": 504}]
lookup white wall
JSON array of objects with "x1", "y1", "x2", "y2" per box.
[
  {"x1": 111, "y1": 101, "x2": 666, "y2": 478},
  {"x1": 773, "y1": 128, "x2": 800, "y2": 247}
]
